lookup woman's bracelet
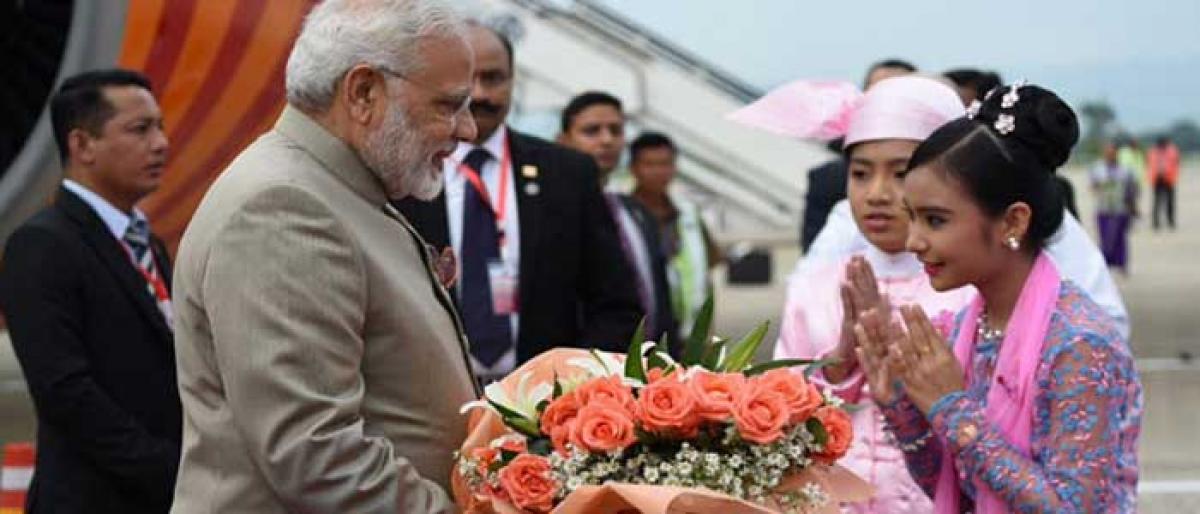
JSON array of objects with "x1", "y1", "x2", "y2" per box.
[{"x1": 881, "y1": 413, "x2": 934, "y2": 452}]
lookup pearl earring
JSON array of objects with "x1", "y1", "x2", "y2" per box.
[{"x1": 1005, "y1": 236, "x2": 1021, "y2": 251}]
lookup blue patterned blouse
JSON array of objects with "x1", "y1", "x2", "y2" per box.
[{"x1": 881, "y1": 282, "x2": 1143, "y2": 513}]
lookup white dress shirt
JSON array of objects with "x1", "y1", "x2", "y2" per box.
[
  {"x1": 62, "y1": 179, "x2": 148, "y2": 242},
  {"x1": 62, "y1": 179, "x2": 173, "y2": 328},
  {"x1": 444, "y1": 126, "x2": 521, "y2": 376},
  {"x1": 793, "y1": 199, "x2": 1131, "y2": 338}
]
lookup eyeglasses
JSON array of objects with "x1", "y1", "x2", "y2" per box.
[{"x1": 375, "y1": 66, "x2": 472, "y2": 126}]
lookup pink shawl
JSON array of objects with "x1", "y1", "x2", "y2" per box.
[{"x1": 934, "y1": 253, "x2": 1061, "y2": 513}]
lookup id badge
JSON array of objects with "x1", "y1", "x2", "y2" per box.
[{"x1": 487, "y1": 259, "x2": 519, "y2": 315}]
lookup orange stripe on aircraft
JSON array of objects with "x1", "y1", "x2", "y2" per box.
[
  {"x1": 140, "y1": 0, "x2": 198, "y2": 92},
  {"x1": 117, "y1": 0, "x2": 167, "y2": 70},
  {"x1": 157, "y1": 0, "x2": 240, "y2": 134},
  {"x1": 144, "y1": 0, "x2": 273, "y2": 239},
  {"x1": 157, "y1": 58, "x2": 290, "y2": 251},
  {"x1": 145, "y1": 0, "x2": 314, "y2": 248}
]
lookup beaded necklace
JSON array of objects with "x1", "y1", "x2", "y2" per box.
[{"x1": 977, "y1": 312, "x2": 1005, "y2": 342}]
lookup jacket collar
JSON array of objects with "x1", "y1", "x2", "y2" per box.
[{"x1": 274, "y1": 106, "x2": 389, "y2": 208}]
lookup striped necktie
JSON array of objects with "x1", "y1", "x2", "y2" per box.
[
  {"x1": 123, "y1": 217, "x2": 154, "y2": 274},
  {"x1": 123, "y1": 217, "x2": 173, "y2": 329}
]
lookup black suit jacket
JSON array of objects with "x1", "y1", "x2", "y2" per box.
[
  {"x1": 615, "y1": 195, "x2": 678, "y2": 349},
  {"x1": 801, "y1": 158, "x2": 848, "y2": 252},
  {"x1": 396, "y1": 128, "x2": 642, "y2": 363},
  {"x1": 0, "y1": 187, "x2": 181, "y2": 513}
]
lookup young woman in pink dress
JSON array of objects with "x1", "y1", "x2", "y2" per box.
[
  {"x1": 732, "y1": 75, "x2": 973, "y2": 512},
  {"x1": 854, "y1": 84, "x2": 1141, "y2": 512}
]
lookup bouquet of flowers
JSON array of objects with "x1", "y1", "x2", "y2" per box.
[{"x1": 454, "y1": 302, "x2": 871, "y2": 513}]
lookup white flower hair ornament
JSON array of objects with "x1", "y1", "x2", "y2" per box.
[
  {"x1": 983, "y1": 79, "x2": 1028, "y2": 136},
  {"x1": 994, "y1": 114, "x2": 1016, "y2": 135}
]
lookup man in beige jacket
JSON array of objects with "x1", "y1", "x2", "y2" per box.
[{"x1": 170, "y1": 1, "x2": 479, "y2": 512}]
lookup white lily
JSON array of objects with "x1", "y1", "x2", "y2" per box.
[
  {"x1": 458, "y1": 372, "x2": 553, "y2": 422},
  {"x1": 566, "y1": 349, "x2": 626, "y2": 378},
  {"x1": 557, "y1": 372, "x2": 591, "y2": 394}
]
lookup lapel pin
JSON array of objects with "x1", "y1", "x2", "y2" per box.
[
  {"x1": 524, "y1": 182, "x2": 541, "y2": 196},
  {"x1": 521, "y1": 165, "x2": 539, "y2": 179}
]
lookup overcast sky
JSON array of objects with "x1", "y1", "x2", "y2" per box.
[{"x1": 594, "y1": 0, "x2": 1200, "y2": 133}]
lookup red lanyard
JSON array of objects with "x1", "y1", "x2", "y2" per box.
[
  {"x1": 457, "y1": 134, "x2": 511, "y2": 247},
  {"x1": 117, "y1": 237, "x2": 170, "y2": 304}
]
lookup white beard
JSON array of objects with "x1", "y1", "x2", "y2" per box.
[{"x1": 361, "y1": 102, "x2": 444, "y2": 201}]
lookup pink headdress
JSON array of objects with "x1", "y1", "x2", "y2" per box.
[{"x1": 728, "y1": 75, "x2": 965, "y2": 148}]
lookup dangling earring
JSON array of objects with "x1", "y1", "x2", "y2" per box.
[{"x1": 1005, "y1": 236, "x2": 1021, "y2": 251}]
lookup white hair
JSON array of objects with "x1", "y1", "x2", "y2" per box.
[{"x1": 285, "y1": 0, "x2": 466, "y2": 112}]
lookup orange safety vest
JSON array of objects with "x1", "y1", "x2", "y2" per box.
[{"x1": 1146, "y1": 144, "x2": 1181, "y2": 186}]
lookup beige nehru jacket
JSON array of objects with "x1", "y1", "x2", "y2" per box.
[{"x1": 170, "y1": 106, "x2": 478, "y2": 513}]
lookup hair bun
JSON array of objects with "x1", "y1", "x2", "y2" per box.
[{"x1": 975, "y1": 83, "x2": 1080, "y2": 170}]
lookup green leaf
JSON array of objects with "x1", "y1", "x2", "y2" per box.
[
  {"x1": 527, "y1": 438, "x2": 554, "y2": 457},
  {"x1": 552, "y1": 372, "x2": 563, "y2": 399},
  {"x1": 743, "y1": 358, "x2": 821, "y2": 376},
  {"x1": 505, "y1": 416, "x2": 541, "y2": 437},
  {"x1": 489, "y1": 399, "x2": 540, "y2": 437},
  {"x1": 634, "y1": 427, "x2": 663, "y2": 446},
  {"x1": 487, "y1": 399, "x2": 525, "y2": 421},
  {"x1": 701, "y1": 337, "x2": 726, "y2": 370},
  {"x1": 629, "y1": 316, "x2": 648, "y2": 348},
  {"x1": 499, "y1": 448, "x2": 520, "y2": 464},
  {"x1": 720, "y1": 320, "x2": 770, "y2": 372},
  {"x1": 807, "y1": 418, "x2": 829, "y2": 446},
  {"x1": 625, "y1": 319, "x2": 648, "y2": 383},
  {"x1": 682, "y1": 295, "x2": 715, "y2": 366},
  {"x1": 536, "y1": 399, "x2": 550, "y2": 414},
  {"x1": 802, "y1": 357, "x2": 840, "y2": 379}
]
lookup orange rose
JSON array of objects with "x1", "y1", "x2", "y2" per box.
[
  {"x1": 732, "y1": 382, "x2": 790, "y2": 445},
  {"x1": 548, "y1": 424, "x2": 572, "y2": 456},
  {"x1": 756, "y1": 369, "x2": 824, "y2": 424},
  {"x1": 498, "y1": 454, "x2": 559, "y2": 513},
  {"x1": 636, "y1": 375, "x2": 701, "y2": 437},
  {"x1": 574, "y1": 375, "x2": 636, "y2": 414},
  {"x1": 540, "y1": 391, "x2": 582, "y2": 437},
  {"x1": 541, "y1": 392, "x2": 582, "y2": 455},
  {"x1": 569, "y1": 399, "x2": 638, "y2": 453},
  {"x1": 812, "y1": 406, "x2": 853, "y2": 464},
  {"x1": 689, "y1": 370, "x2": 746, "y2": 422}
]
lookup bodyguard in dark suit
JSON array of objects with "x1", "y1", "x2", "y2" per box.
[
  {"x1": 395, "y1": 20, "x2": 640, "y2": 379},
  {"x1": 0, "y1": 69, "x2": 180, "y2": 513}
]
